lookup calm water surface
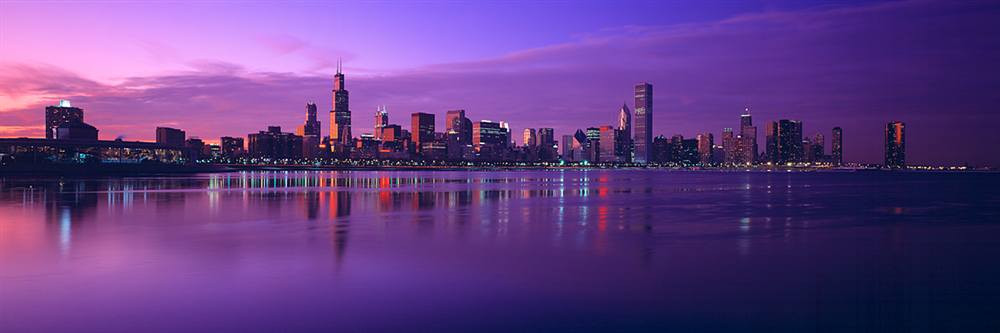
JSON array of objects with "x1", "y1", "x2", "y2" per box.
[{"x1": 2, "y1": 170, "x2": 999, "y2": 332}]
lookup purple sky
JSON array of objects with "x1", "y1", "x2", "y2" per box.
[{"x1": 2, "y1": 0, "x2": 998, "y2": 166}]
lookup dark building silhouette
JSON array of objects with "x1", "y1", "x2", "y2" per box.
[
  {"x1": 220, "y1": 136, "x2": 245, "y2": 158},
  {"x1": 156, "y1": 127, "x2": 186, "y2": 147},
  {"x1": 45, "y1": 100, "x2": 84, "y2": 139},
  {"x1": 633, "y1": 83, "x2": 653, "y2": 163},
  {"x1": 248, "y1": 126, "x2": 303, "y2": 159},
  {"x1": 722, "y1": 128, "x2": 735, "y2": 164},
  {"x1": 766, "y1": 119, "x2": 803, "y2": 164},
  {"x1": 652, "y1": 135, "x2": 672, "y2": 163},
  {"x1": 537, "y1": 128, "x2": 555, "y2": 161},
  {"x1": 617, "y1": 103, "x2": 632, "y2": 162},
  {"x1": 885, "y1": 121, "x2": 905, "y2": 168},
  {"x1": 329, "y1": 61, "x2": 351, "y2": 151},
  {"x1": 832, "y1": 127, "x2": 843, "y2": 166}
]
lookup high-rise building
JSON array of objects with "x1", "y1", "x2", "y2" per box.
[
  {"x1": 156, "y1": 127, "x2": 186, "y2": 147},
  {"x1": 599, "y1": 125, "x2": 617, "y2": 162},
  {"x1": 523, "y1": 128, "x2": 537, "y2": 147},
  {"x1": 329, "y1": 61, "x2": 351, "y2": 150},
  {"x1": 248, "y1": 126, "x2": 303, "y2": 159},
  {"x1": 809, "y1": 132, "x2": 825, "y2": 163},
  {"x1": 445, "y1": 110, "x2": 473, "y2": 146},
  {"x1": 617, "y1": 103, "x2": 632, "y2": 162},
  {"x1": 411, "y1": 112, "x2": 435, "y2": 150},
  {"x1": 537, "y1": 128, "x2": 555, "y2": 161},
  {"x1": 45, "y1": 100, "x2": 84, "y2": 139},
  {"x1": 633, "y1": 83, "x2": 653, "y2": 163},
  {"x1": 766, "y1": 120, "x2": 804, "y2": 164},
  {"x1": 652, "y1": 135, "x2": 672, "y2": 163},
  {"x1": 832, "y1": 127, "x2": 843, "y2": 166},
  {"x1": 473, "y1": 120, "x2": 507, "y2": 159},
  {"x1": 297, "y1": 102, "x2": 322, "y2": 158},
  {"x1": 739, "y1": 107, "x2": 758, "y2": 164},
  {"x1": 722, "y1": 128, "x2": 735, "y2": 164},
  {"x1": 561, "y1": 134, "x2": 575, "y2": 161},
  {"x1": 373, "y1": 105, "x2": 388, "y2": 141},
  {"x1": 697, "y1": 133, "x2": 714, "y2": 164},
  {"x1": 885, "y1": 121, "x2": 905, "y2": 168}
]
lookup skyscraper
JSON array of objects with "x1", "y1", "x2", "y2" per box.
[
  {"x1": 722, "y1": 128, "x2": 735, "y2": 164},
  {"x1": 697, "y1": 133, "x2": 714, "y2": 164},
  {"x1": 445, "y1": 109, "x2": 472, "y2": 145},
  {"x1": 411, "y1": 112, "x2": 435, "y2": 150},
  {"x1": 373, "y1": 105, "x2": 388, "y2": 140},
  {"x1": 473, "y1": 120, "x2": 507, "y2": 159},
  {"x1": 633, "y1": 83, "x2": 652, "y2": 163},
  {"x1": 329, "y1": 60, "x2": 351, "y2": 150},
  {"x1": 832, "y1": 127, "x2": 843, "y2": 166},
  {"x1": 767, "y1": 119, "x2": 803, "y2": 164},
  {"x1": 45, "y1": 100, "x2": 84, "y2": 139},
  {"x1": 599, "y1": 125, "x2": 617, "y2": 162},
  {"x1": 297, "y1": 102, "x2": 322, "y2": 158},
  {"x1": 739, "y1": 107, "x2": 757, "y2": 164},
  {"x1": 220, "y1": 136, "x2": 245, "y2": 158},
  {"x1": 523, "y1": 128, "x2": 537, "y2": 147},
  {"x1": 809, "y1": 132, "x2": 825, "y2": 163},
  {"x1": 885, "y1": 121, "x2": 905, "y2": 168},
  {"x1": 617, "y1": 103, "x2": 632, "y2": 162},
  {"x1": 156, "y1": 127, "x2": 186, "y2": 147}
]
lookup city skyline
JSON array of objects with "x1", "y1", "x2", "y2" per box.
[{"x1": 2, "y1": 1, "x2": 999, "y2": 166}]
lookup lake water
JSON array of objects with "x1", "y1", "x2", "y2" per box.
[{"x1": 2, "y1": 170, "x2": 999, "y2": 332}]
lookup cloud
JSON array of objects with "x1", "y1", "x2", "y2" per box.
[{"x1": 1, "y1": 0, "x2": 998, "y2": 166}]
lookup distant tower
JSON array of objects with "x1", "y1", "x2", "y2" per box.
[
  {"x1": 831, "y1": 127, "x2": 843, "y2": 166},
  {"x1": 374, "y1": 105, "x2": 388, "y2": 140},
  {"x1": 633, "y1": 83, "x2": 653, "y2": 163},
  {"x1": 885, "y1": 121, "x2": 905, "y2": 168},
  {"x1": 329, "y1": 59, "x2": 351, "y2": 150}
]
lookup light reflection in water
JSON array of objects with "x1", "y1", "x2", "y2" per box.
[{"x1": 2, "y1": 171, "x2": 1000, "y2": 332}]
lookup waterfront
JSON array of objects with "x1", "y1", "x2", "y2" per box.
[{"x1": 2, "y1": 170, "x2": 999, "y2": 332}]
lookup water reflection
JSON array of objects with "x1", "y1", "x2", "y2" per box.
[{"x1": 2, "y1": 171, "x2": 1000, "y2": 332}]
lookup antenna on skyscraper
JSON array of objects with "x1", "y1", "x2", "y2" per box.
[{"x1": 336, "y1": 57, "x2": 342, "y2": 74}]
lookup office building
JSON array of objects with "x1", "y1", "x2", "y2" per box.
[
  {"x1": 156, "y1": 127, "x2": 186, "y2": 147},
  {"x1": 297, "y1": 102, "x2": 322, "y2": 158},
  {"x1": 523, "y1": 128, "x2": 537, "y2": 147},
  {"x1": 766, "y1": 119, "x2": 803, "y2": 164},
  {"x1": 373, "y1": 105, "x2": 388, "y2": 140},
  {"x1": 473, "y1": 120, "x2": 507, "y2": 159},
  {"x1": 633, "y1": 83, "x2": 653, "y2": 163},
  {"x1": 832, "y1": 127, "x2": 843, "y2": 166},
  {"x1": 45, "y1": 100, "x2": 84, "y2": 139},
  {"x1": 248, "y1": 126, "x2": 303, "y2": 159},
  {"x1": 885, "y1": 121, "x2": 905, "y2": 168},
  {"x1": 599, "y1": 125, "x2": 618, "y2": 162},
  {"x1": 722, "y1": 128, "x2": 735, "y2": 164},
  {"x1": 697, "y1": 133, "x2": 713, "y2": 164},
  {"x1": 411, "y1": 112, "x2": 435, "y2": 150}
]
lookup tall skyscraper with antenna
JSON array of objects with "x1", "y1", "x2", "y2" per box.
[{"x1": 329, "y1": 59, "x2": 352, "y2": 151}]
